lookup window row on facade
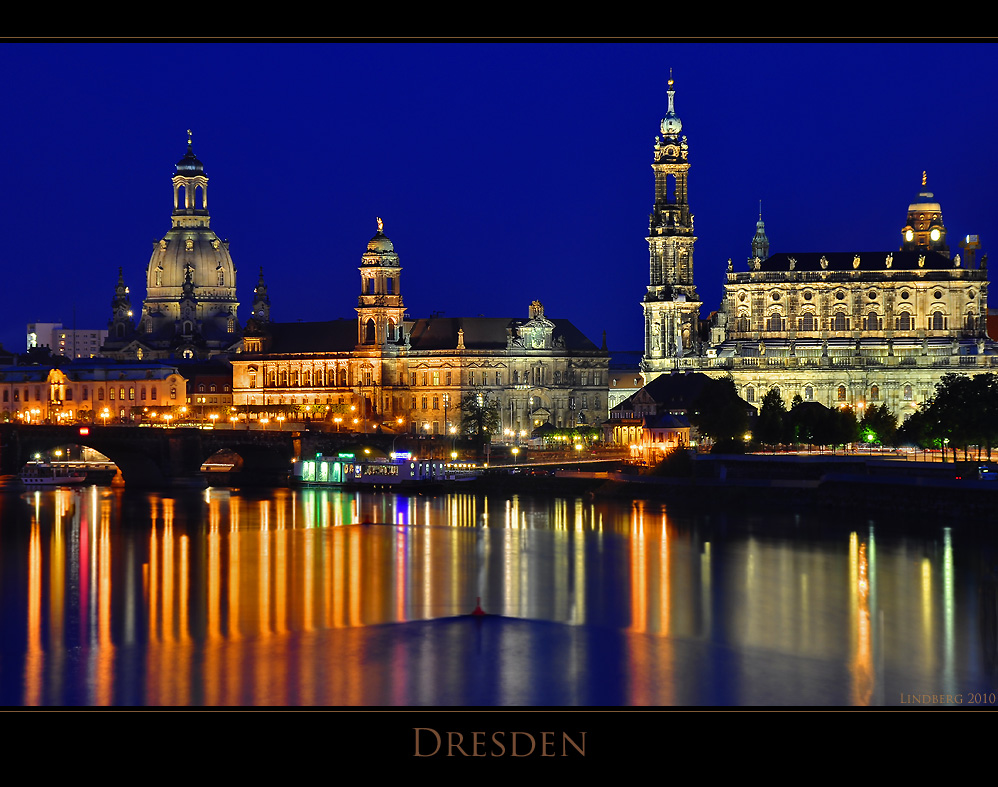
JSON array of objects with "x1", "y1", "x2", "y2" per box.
[
  {"x1": 742, "y1": 382, "x2": 918, "y2": 404},
  {"x1": 736, "y1": 309, "x2": 976, "y2": 333}
]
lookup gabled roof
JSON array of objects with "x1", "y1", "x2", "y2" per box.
[{"x1": 614, "y1": 371, "x2": 717, "y2": 413}]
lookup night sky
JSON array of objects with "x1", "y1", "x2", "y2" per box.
[{"x1": 4, "y1": 42, "x2": 997, "y2": 356}]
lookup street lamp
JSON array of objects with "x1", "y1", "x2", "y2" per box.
[{"x1": 101, "y1": 408, "x2": 110, "y2": 427}]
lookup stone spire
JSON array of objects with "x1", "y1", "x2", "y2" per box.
[
  {"x1": 108, "y1": 267, "x2": 135, "y2": 339},
  {"x1": 751, "y1": 200, "x2": 770, "y2": 262},
  {"x1": 252, "y1": 266, "x2": 271, "y2": 323}
]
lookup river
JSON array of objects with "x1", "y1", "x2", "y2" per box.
[{"x1": 1, "y1": 484, "x2": 995, "y2": 707}]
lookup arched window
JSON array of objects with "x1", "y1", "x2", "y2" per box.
[
  {"x1": 870, "y1": 385, "x2": 880, "y2": 401},
  {"x1": 338, "y1": 367, "x2": 347, "y2": 387},
  {"x1": 896, "y1": 311, "x2": 912, "y2": 331},
  {"x1": 931, "y1": 311, "x2": 945, "y2": 330},
  {"x1": 388, "y1": 319, "x2": 397, "y2": 342},
  {"x1": 767, "y1": 313, "x2": 784, "y2": 332},
  {"x1": 804, "y1": 386, "x2": 814, "y2": 401},
  {"x1": 217, "y1": 269, "x2": 225, "y2": 286},
  {"x1": 837, "y1": 385, "x2": 847, "y2": 402},
  {"x1": 903, "y1": 385, "x2": 913, "y2": 401},
  {"x1": 865, "y1": 310, "x2": 881, "y2": 331},
  {"x1": 365, "y1": 318, "x2": 376, "y2": 344},
  {"x1": 833, "y1": 312, "x2": 848, "y2": 331},
  {"x1": 799, "y1": 313, "x2": 816, "y2": 332}
]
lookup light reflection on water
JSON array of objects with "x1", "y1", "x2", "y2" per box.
[{"x1": 1, "y1": 485, "x2": 996, "y2": 706}]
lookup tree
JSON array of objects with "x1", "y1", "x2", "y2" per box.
[
  {"x1": 859, "y1": 403, "x2": 897, "y2": 446},
  {"x1": 902, "y1": 373, "x2": 998, "y2": 460},
  {"x1": 459, "y1": 388, "x2": 501, "y2": 453},
  {"x1": 756, "y1": 388, "x2": 787, "y2": 446},
  {"x1": 689, "y1": 377, "x2": 749, "y2": 446}
]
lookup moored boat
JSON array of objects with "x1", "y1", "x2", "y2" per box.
[
  {"x1": 294, "y1": 452, "x2": 479, "y2": 487},
  {"x1": 20, "y1": 462, "x2": 87, "y2": 486}
]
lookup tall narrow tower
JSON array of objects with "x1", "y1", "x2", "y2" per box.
[
  {"x1": 641, "y1": 75, "x2": 701, "y2": 382},
  {"x1": 356, "y1": 217, "x2": 406, "y2": 347}
]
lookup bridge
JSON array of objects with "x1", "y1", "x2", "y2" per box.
[{"x1": 0, "y1": 424, "x2": 405, "y2": 488}]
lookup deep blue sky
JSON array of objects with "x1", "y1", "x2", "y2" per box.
[{"x1": 3, "y1": 42, "x2": 997, "y2": 354}]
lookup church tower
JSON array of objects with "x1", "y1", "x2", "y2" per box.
[
  {"x1": 750, "y1": 202, "x2": 769, "y2": 263},
  {"x1": 356, "y1": 218, "x2": 406, "y2": 347},
  {"x1": 641, "y1": 75, "x2": 701, "y2": 382},
  {"x1": 251, "y1": 267, "x2": 271, "y2": 324},
  {"x1": 901, "y1": 172, "x2": 949, "y2": 256},
  {"x1": 108, "y1": 267, "x2": 134, "y2": 340}
]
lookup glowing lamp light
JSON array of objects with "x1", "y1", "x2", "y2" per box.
[{"x1": 79, "y1": 427, "x2": 89, "y2": 436}]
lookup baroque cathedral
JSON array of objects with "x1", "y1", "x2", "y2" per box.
[
  {"x1": 640, "y1": 79, "x2": 994, "y2": 418},
  {"x1": 101, "y1": 134, "x2": 242, "y2": 361}
]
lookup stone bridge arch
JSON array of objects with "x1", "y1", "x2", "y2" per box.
[{"x1": 0, "y1": 424, "x2": 298, "y2": 488}]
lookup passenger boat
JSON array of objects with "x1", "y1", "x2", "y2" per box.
[
  {"x1": 294, "y1": 452, "x2": 479, "y2": 487},
  {"x1": 20, "y1": 462, "x2": 88, "y2": 486}
]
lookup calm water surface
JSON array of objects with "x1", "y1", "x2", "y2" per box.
[{"x1": 1, "y1": 484, "x2": 996, "y2": 706}]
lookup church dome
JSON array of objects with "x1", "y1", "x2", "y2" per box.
[
  {"x1": 360, "y1": 219, "x2": 400, "y2": 267},
  {"x1": 367, "y1": 230, "x2": 394, "y2": 254},
  {"x1": 175, "y1": 143, "x2": 204, "y2": 175},
  {"x1": 147, "y1": 227, "x2": 236, "y2": 295},
  {"x1": 908, "y1": 188, "x2": 941, "y2": 213}
]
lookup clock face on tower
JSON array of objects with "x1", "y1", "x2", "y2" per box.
[
  {"x1": 930, "y1": 228, "x2": 941, "y2": 241},
  {"x1": 905, "y1": 230, "x2": 914, "y2": 242}
]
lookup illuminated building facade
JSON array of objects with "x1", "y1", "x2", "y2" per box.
[
  {"x1": 0, "y1": 363, "x2": 187, "y2": 423},
  {"x1": 231, "y1": 223, "x2": 610, "y2": 435},
  {"x1": 638, "y1": 80, "x2": 995, "y2": 417},
  {"x1": 101, "y1": 136, "x2": 241, "y2": 361},
  {"x1": 706, "y1": 179, "x2": 993, "y2": 415}
]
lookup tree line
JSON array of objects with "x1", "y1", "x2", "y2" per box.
[{"x1": 748, "y1": 372, "x2": 998, "y2": 460}]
